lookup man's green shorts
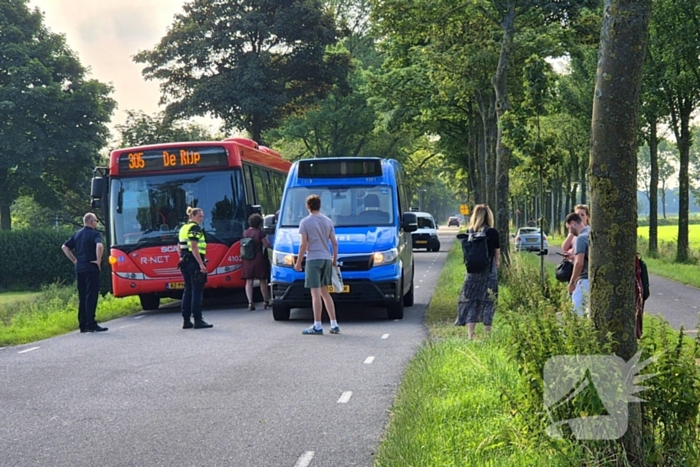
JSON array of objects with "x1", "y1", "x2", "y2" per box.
[{"x1": 305, "y1": 259, "x2": 333, "y2": 289}]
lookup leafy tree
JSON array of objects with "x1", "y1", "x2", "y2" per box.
[
  {"x1": 134, "y1": 0, "x2": 351, "y2": 143},
  {"x1": 114, "y1": 110, "x2": 216, "y2": 148},
  {"x1": 649, "y1": 0, "x2": 700, "y2": 262},
  {"x1": 0, "y1": 0, "x2": 116, "y2": 230},
  {"x1": 588, "y1": 1, "x2": 652, "y2": 464}
]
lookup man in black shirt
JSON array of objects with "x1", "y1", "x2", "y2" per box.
[{"x1": 62, "y1": 213, "x2": 107, "y2": 332}]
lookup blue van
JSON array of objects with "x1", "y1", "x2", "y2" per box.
[{"x1": 267, "y1": 158, "x2": 418, "y2": 320}]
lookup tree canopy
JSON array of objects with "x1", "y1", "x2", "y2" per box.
[
  {"x1": 0, "y1": 0, "x2": 116, "y2": 230},
  {"x1": 134, "y1": 0, "x2": 352, "y2": 143}
]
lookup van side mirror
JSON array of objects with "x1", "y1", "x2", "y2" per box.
[
  {"x1": 402, "y1": 212, "x2": 418, "y2": 232},
  {"x1": 263, "y1": 214, "x2": 277, "y2": 236}
]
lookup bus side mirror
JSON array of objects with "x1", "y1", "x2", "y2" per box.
[
  {"x1": 90, "y1": 176, "x2": 104, "y2": 208},
  {"x1": 263, "y1": 214, "x2": 277, "y2": 236},
  {"x1": 402, "y1": 212, "x2": 418, "y2": 232}
]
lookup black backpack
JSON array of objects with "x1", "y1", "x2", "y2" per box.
[
  {"x1": 457, "y1": 228, "x2": 492, "y2": 273},
  {"x1": 240, "y1": 231, "x2": 256, "y2": 260}
]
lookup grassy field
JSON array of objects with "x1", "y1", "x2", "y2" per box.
[
  {"x1": 0, "y1": 291, "x2": 41, "y2": 306},
  {"x1": 637, "y1": 224, "x2": 700, "y2": 250}
]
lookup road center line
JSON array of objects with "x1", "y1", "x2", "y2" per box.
[
  {"x1": 18, "y1": 347, "x2": 40, "y2": 354},
  {"x1": 381, "y1": 334, "x2": 389, "y2": 339},
  {"x1": 293, "y1": 451, "x2": 315, "y2": 467},
  {"x1": 337, "y1": 391, "x2": 353, "y2": 403},
  {"x1": 364, "y1": 356, "x2": 375, "y2": 364}
]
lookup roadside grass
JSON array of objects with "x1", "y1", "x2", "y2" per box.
[
  {"x1": 376, "y1": 242, "x2": 587, "y2": 466},
  {"x1": 375, "y1": 239, "x2": 700, "y2": 466},
  {"x1": 0, "y1": 284, "x2": 151, "y2": 346}
]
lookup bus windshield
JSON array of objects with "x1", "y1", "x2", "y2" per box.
[
  {"x1": 280, "y1": 185, "x2": 394, "y2": 228},
  {"x1": 110, "y1": 170, "x2": 247, "y2": 246}
]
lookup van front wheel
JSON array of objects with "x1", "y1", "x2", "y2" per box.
[
  {"x1": 388, "y1": 279, "x2": 405, "y2": 319},
  {"x1": 272, "y1": 304, "x2": 291, "y2": 321}
]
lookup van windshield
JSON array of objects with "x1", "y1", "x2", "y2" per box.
[{"x1": 280, "y1": 186, "x2": 394, "y2": 228}]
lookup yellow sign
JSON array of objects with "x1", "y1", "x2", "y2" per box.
[{"x1": 460, "y1": 204, "x2": 470, "y2": 215}]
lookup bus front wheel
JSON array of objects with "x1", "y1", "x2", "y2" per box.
[{"x1": 139, "y1": 294, "x2": 160, "y2": 311}]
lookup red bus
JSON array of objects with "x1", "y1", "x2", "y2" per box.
[{"x1": 90, "y1": 137, "x2": 291, "y2": 310}]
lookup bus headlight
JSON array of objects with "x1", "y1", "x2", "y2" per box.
[
  {"x1": 273, "y1": 250, "x2": 296, "y2": 267},
  {"x1": 373, "y1": 248, "x2": 398, "y2": 266}
]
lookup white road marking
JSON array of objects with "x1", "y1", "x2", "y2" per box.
[
  {"x1": 134, "y1": 315, "x2": 145, "y2": 320},
  {"x1": 381, "y1": 333, "x2": 389, "y2": 339},
  {"x1": 18, "y1": 347, "x2": 40, "y2": 354},
  {"x1": 364, "y1": 356, "x2": 375, "y2": 364},
  {"x1": 293, "y1": 451, "x2": 315, "y2": 467},
  {"x1": 337, "y1": 391, "x2": 353, "y2": 403},
  {"x1": 114, "y1": 323, "x2": 140, "y2": 330},
  {"x1": 683, "y1": 329, "x2": 698, "y2": 334}
]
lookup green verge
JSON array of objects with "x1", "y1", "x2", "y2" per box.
[
  {"x1": 375, "y1": 240, "x2": 700, "y2": 467},
  {"x1": 0, "y1": 285, "x2": 166, "y2": 346},
  {"x1": 375, "y1": 243, "x2": 587, "y2": 466}
]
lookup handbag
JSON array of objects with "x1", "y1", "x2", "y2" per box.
[
  {"x1": 555, "y1": 259, "x2": 573, "y2": 283},
  {"x1": 331, "y1": 265, "x2": 344, "y2": 293}
]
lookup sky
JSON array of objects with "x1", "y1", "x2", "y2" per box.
[{"x1": 28, "y1": 0, "x2": 218, "y2": 135}]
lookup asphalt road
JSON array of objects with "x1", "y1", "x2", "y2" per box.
[
  {"x1": 540, "y1": 244, "x2": 700, "y2": 335},
  {"x1": 0, "y1": 230, "x2": 458, "y2": 467}
]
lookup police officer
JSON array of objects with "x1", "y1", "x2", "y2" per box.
[
  {"x1": 61, "y1": 213, "x2": 108, "y2": 332},
  {"x1": 178, "y1": 207, "x2": 213, "y2": 329}
]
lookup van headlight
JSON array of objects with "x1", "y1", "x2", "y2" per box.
[
  {"x1": 373, "y1": 248, "x2": 398, "y2": 266},
  {"x1": 273, "y1": 250, "x2": 296, "y2": 267}
]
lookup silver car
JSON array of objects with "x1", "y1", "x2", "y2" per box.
[{"x1": 514, "y1": 227, "x2": 548, "y2": 254}]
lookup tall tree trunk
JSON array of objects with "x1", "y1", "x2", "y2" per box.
[
  {"x1": 676, "y1": 123, "x2": 690, "y2": 262},
  {"x1": 493, "y1": 4, "x2": 516, "y2": 264},
  {"x1": 478, "y1": 91, "x2": 497, "y2": 206},
  {"x1": 589, "y1": 1, "x2": 651, "y2": 465},
  {"x1": 648, "y1": 116, "x2": 659, "y2": 255},
  {"x1": 0, "y1": 167, "x2": 13, "y2": 231}
]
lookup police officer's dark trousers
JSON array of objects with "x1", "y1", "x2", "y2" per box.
[
  {"x1": 180, "y1": 260, "x2": 204, "y2": 321},
  {"x1": 77, "y1": 270, "x2": 100, "y2": 329}
]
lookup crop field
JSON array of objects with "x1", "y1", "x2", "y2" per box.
[{"x1": 637, "y1": 224, "x2": 700, "y2": 250}]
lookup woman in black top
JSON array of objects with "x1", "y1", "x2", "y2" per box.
[{"x1": 455, "y1": 204, "x2": 500, "y2": 339}]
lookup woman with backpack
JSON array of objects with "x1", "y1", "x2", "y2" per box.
[
  {"x1": 455, "y1": 204, "x2": 501, "y2": 339},
  {"x1": 241, "y1": 213, "x2": 272, "y2": 310}
]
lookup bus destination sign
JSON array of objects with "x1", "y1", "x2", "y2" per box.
[{"x1": 118, "y1": 146, "x2": 229, "y2": 173}]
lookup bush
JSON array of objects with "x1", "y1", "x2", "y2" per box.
[
  {"x1": 0, "y1": 227, "x2": 111, "y2": 293},
  {"x1": 498, "y1": 255, "x2": 700, "y2": 466}
]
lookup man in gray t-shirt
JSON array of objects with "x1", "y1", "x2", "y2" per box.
[
  {"x1": 565, "y1": 212, "x2": 589, "y2": 316},
  {"x1": 294, "y1": 194, "x2": 340, "y2": 335}
]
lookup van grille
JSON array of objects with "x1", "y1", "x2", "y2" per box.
[{"x1": 337, "y1": 255, "x2": 373, "y2": 272}]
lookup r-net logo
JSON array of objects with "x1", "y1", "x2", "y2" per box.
[{"x1": 543, "y1": 352, "x2": 658, "y2": 440}]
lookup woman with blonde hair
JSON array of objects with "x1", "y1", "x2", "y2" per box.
[
  {"x1": 177, "y1": 206, "x2": 213, "y2": 329},
  {"x1": 455, "y1": 204, "x2": 500, "y2": 339}
]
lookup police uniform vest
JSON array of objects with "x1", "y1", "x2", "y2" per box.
[{"x1": 178, "y1": 221, "x2": 207, "y2": 257}]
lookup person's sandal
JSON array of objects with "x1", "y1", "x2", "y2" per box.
[{"x1": 248, "y1": 303, "x2": 255, "y2": 311}]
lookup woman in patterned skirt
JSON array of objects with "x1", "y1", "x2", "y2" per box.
[{"x1": 455, "y1": 204, "x2": 500, "y2": 339}]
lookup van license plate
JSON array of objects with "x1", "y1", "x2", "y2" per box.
[
  {"x1": 328, "y1": 285, "x2": 350, "y2": 293},
  {"x1": 167, "y1": 282, "x2": 185, "y2": 289},
  {"x1": 416, "y1": 240, "x2": 427, "y2": 244}
]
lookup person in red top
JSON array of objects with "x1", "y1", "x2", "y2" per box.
[{"x1": 242, "y1": 213, "x2": 272, "y2": 310}]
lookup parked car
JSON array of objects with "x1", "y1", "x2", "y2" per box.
[
  {"x1": 514, "y1": 227, "x2": 548, "y2": 254},
  {"x1": 412, "y1": 212, "x2": 440, "y2": 252},
  {"x1": 447, "y1": 216, "x2": 460, "y2": 227}
]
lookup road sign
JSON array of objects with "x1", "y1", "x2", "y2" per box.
[{"x1": 460, "y1": 204, "x2": 470, "y2": 215}]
